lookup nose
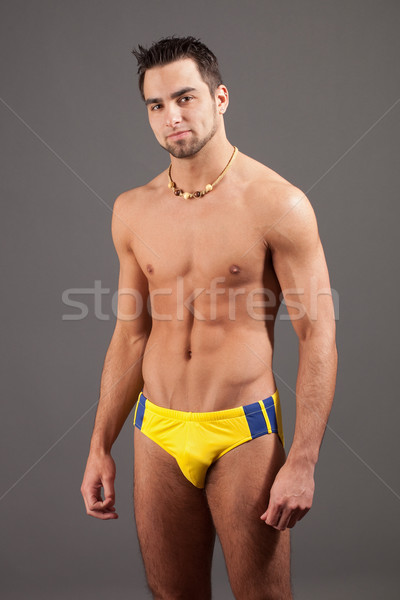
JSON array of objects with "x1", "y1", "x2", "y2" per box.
[{"x1": 165, "y1": 104, "x2": 182, "y2": 128}]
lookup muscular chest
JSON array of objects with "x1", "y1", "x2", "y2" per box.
[{"x1": 131, "y1": 194, "x2": 268, "y2": 287}]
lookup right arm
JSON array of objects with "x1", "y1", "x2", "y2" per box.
[{"x1": 80, "y1": 191, "x2": 152, "y2": 520}]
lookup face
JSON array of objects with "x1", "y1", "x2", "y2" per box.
[{"x1": 143, "y1": 58, "x2": 220, "y2": 158}]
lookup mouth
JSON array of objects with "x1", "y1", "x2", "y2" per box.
[{"x1": 167, "y1": 130, "x2": 191, "y2": 140}]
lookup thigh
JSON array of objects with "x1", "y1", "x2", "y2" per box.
[
  {"x1": 205, "y1": 433, "x2": 292, "y2": 600},
  {"x1": 133, "y1": 427, "x2": 216, "y2": 600}
]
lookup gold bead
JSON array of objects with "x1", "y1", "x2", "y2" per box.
[
  {"x1": 183, "y1": 192, "x2": 191, "y2": 200},
  {"x1": 168, "y1": 181, "x2": 174, "y2": 189},
  {"x1": 205, "y1": 184, "x2": 213, "y2": 193}
]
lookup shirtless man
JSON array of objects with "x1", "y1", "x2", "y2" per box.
[{"x1": 81, "y1": 36, "x2": 337, "y2": 599}]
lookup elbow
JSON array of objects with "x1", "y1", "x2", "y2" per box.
[
  {"x1": 298, "y1": 321, "x2": 337, "y2": 349},
  {"x1": 298, "y1": 331, "x2": 338, "y2": 370},
  {"x1": 114, "y1": 321, "x2": 151, "y2": 347}
]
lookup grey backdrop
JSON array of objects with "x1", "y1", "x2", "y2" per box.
[{"x1": 1, "y1": 1, "x2": 399, "y2": 598}]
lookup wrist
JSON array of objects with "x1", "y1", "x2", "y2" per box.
[
  {"x1": 285, "y1": 450, "x2": 317, "y2": 470},
  {"x1": 89, "y1": 440, "x2": 112, "y2": 456}
]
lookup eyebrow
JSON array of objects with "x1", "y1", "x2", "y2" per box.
[{"x1": 144, "y1": 87, "x2": 197, "y2": 106}]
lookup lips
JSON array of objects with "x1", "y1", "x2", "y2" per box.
[{"x1": 167, "y1": 130, "x2": 191, "y2": 140}]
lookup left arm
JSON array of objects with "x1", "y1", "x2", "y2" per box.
[{"x1": 260, "y1": 188, "x2": 338, "y2": 530}]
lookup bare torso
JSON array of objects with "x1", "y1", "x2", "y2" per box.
[{"x1": 125, "y1": 152, "x2": 294, "y2": 411}]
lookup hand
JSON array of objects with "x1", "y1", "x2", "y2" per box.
[
  {"x1": 81, "y1": 451, "x2": 118, "y2": 520},
  {"x1": 260, "y1": 461, "x2": 315, "y2": 530}
]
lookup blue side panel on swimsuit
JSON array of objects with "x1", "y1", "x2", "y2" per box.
[
  {"x1": 263, "y1": 396, "x2": 278, "y2": 432},
  {"x1": 243, "y1": 401, "x2": 269, "y2": 438},
  {"x1": 135, "y1": 393, "x2": 146, "y2": 430}
]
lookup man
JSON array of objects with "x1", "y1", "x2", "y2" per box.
[{"x1": 81, "y1": 35, "x2": 337, "y2": 599}]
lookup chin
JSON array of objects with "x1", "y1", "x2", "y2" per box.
[{"x1": 166, "y1": 140, "x2": 202, "y2": 159}]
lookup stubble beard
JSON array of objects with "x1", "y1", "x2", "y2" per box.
[{"x1": 161, "y1": 108, "x2": 219, "y2": 159}]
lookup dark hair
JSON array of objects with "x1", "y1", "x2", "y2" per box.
[{"x1": 131, "y1": 35, "x2": 223, "y2": 101}]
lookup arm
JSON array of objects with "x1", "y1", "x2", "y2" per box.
[
  {"x1": 260, "y1": 188, "x2": 338, "y2": 530},
  {"x1": 81, "y1": 191, "x2": 152, "y2": 520}
]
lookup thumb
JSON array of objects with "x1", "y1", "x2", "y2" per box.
[
  {"x1": 102, "y1": 477, "x2": 116, "y2": 506},
  {"x1": 260, "y1": 492, "x2": 274, "y2": 520}
]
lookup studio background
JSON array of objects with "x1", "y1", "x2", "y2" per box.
[{"x1": 1, "y1": 1, "x2": 399, "y2": 598}]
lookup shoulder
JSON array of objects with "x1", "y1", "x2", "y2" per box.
[
  {"x1": 113, "y1": 171, "x2": 164, "y2": 210},
  {"x1": 238, "y1": 153, "x2": 318, "y2": 252},
  {"x1": 111, "y1": 171, "x2": 168, "y2": 253},
  {"x1": 112, "y1": 170, "x2": 167, "y2": 220},
  {"x1": 266, "y1": 183, "x2": 319, "y2": 255},
  {"x1": 111, "y1": 188, "x2": 140, "y2": 248}
]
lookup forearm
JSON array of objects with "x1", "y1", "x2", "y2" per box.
[
  {"x1": 89, "y1": 328, "x2": 150, "y2": 454},
  {"x1": 286, "y1": 332, "x2": 338, "y2": 468}
]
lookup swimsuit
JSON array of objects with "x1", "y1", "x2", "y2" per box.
[{"x1": 133, "y1": 389, "x2": 285, "y2": 489}]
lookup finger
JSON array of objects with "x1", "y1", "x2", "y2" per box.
[
  {"x1": 295, "y1": 507, "x2": 311, "y2": 523},
  {"x1": 87, "y1": 494, "x2": 108, "y2": 511},
  {"x1": 275, "y1": 508, "x2": 293, "y2": 531},
  {"x1": 287, "y1": 509, "x2": 301, "y2": 529},
  {"x1": 81, "y1": 489, "x2": 99, "y2": 511},
  {"x1": 86, "y1": 508, "x2": 119, "y2": 520},
  {"x1": 82, "y1": 487, "x2": 118, "y2": 519},
  {"x1": 260, "y1": 500, "x2": 277, "y2": 522},
  {"x1": 84, "y1": 496, "x2": 118, "y2": 518},
  {"x1": 263, "y1": 505, "x2": 283, "y2": 528}
]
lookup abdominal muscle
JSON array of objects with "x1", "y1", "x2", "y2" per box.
[{"x1": 141, "y1": 317, "x2": 277, "y2": 412}]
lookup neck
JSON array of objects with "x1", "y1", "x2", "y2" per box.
[{"x1": 168, "y1": 134, "x2": 235, "y2": 193}]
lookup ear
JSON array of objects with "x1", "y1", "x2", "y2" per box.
[{"x1": 215, "y1": 84, "x2": 229, "y2": 114}]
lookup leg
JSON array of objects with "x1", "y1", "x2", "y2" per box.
[
  {"x1": 133, "y1": 426, "x2": 216, "y2": 600},
  {"x1": 205, "y1": 433, "x2": 292, "y2": 600}
]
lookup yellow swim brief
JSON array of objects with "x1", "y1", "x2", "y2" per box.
[{"x1": 133, "y1": 389, "x2": 284, "y2": 489}]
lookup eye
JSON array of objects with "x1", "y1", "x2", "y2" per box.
[
  {"x1": 179, "y1": 96, "x2": 193, "y2": 103},
  {"x1": 150, "y1": 104, "x2": 162, "y2": 111}
]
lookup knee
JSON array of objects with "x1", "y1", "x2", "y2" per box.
[
  {"x1": 231, "y1": 579, "x2": 293, "y2": 600},
  {"x1": 145, "y1": 577, "x2": 212, "y2": 600},
  {"x1": 149, "y1": 587, "x2": 212, "y2": 600}
]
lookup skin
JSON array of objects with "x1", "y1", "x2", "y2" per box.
[{"x1": 81, "y1": 57, "x2": 337, "y2": 599}]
